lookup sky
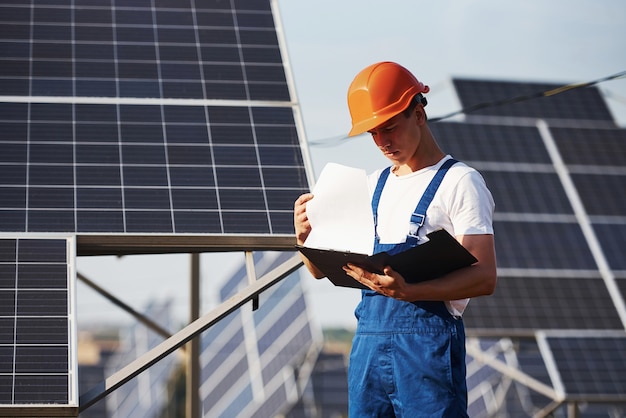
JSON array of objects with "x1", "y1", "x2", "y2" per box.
[{"x1": 76, "y1": 0, "x2": 626, "y2": 331}]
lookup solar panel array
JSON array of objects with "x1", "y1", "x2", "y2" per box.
[
  {"x1": 0, "y1": 0, "x2": 311, "y2": 252},
  {"x1": 431, "y1": 79, "x2": 626, "y2": 334},
  {"x1": 434, "y1": 78, "x2": 626, "y2": 416},
  {"x1": 200, "y1": 251, "x2": 320, "y2": 417},
  {"x1": 0, "y1": 0, "x2": 313, "y2": 414},
  {"x1": 0, "y1": 236, "x2": 77, "y2": 415}
]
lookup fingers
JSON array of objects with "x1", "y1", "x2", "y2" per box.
[
  {"x1": 343, "y1": 264, "x2": 404, "y2": 299},
  {"x1": 294, "y1": 193, "x2": 314, "y2": 208},
  {"x1": 293, "y1": 194, "x2": 313, "y2": 221},
  {"x1": 294, "y1": 194, "x2": 313, "y2": 221},
  {"x1": 294, "y1": 193, "x2": 314, "y2": 244},
  {"x1": 343, "y1": 264, "x2": 381, "y2": 290}
]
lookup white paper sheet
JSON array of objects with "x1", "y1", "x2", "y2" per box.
[{"x1": 303, "y1": 163, "x2": 374, "y2": 255}]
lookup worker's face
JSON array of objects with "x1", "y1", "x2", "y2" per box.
[{"x1": 367, "y1": 106, "x2": 423, "y2": 164}]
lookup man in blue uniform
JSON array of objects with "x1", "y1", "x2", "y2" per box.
[{"x1": 294, "y1": 61, "x2": 497, "y2": 417}]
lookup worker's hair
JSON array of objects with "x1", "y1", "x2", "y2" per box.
[{"x1": 402, "y1": 93, "x2": 428, "y2": 120}]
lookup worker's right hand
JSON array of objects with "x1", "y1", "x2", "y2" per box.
[{"x1": 293, "y1": 193, "x2": 314, "y2": 245}]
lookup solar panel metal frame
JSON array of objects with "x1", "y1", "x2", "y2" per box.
[{"x1": 0, "y1": 234, "x2": 78, "y2": 417}]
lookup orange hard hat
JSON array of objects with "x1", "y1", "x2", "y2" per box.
[{"x1": 347, "y1": 61, "x2": 429, "y2": 137}]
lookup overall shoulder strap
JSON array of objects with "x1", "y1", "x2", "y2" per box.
[
  {"x1": 371, "y1": 166, "x2": 392, "y2": 241},
  {"x1": 371, "y1": 166, "x2": 391, "y2": 214},
  {"x1": 407, "y1": 158, "x2": 458, "y2": 244}
]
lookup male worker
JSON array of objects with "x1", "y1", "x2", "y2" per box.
[{"x1": 294, "y1": 61, "x2": 497, "y2": 417}]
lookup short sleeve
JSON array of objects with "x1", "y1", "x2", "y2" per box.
[{"x1": 448, "y1": 170, "x2": 495, "y2": 236}]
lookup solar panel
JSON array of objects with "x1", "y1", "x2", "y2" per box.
[
  {"x1": 436, "y1": 78, "x2": 626, "y2": 416},
  {"x1": 429, "y1": 79, "x2": 626, "y2": 339},
  {"x1": 200, "y1": 251, "x2": 319, "y2": 417},
  {"x1": 538, "y1": 332, "x2": 626, "y2": 399},
  {"x1": 551, "y1": 126, "x2": 626, "y2": 166},
  {"x1": 464, "y1": 276, "x2": 624, "y2": 334},
  {"x1": 571, "y1": 173, "x2": 626, "y2": 216},
  {"x1": 430, "y1": 122, "x2": 552, "y2": 163},
  {"x1": 0, "y1": 236, "x2": 77, "y2": 415},
  {"x1": 430, "y1": 78, "x2": 626, "y2": 416},
  {"x1": 0, "y1": 0, "x2": 312, "y2": 254},
  {"x1": 452, "y1": 79, "x2": 616, "y2": 123},
  {"x1": 492, "y1": 221, "x2": 596, "y2": 270},
  {"x1": 481, "y1": 170, "x2": 573, "y2": 214}
]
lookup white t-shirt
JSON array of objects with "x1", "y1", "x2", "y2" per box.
[{"x1": 367, "y1": 155, "x2": 495, "y2": 316}]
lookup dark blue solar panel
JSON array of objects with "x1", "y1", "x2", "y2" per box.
[
  {"x1": 494, "y1": 221, "x2": 596, "y2": 270},
  {"x1": 463, "y1": 276, "x2": 623, "y2": 331},
  {"x1": 546, "y1": 335, "x2": 626, "y2": 396},
  {"x1": 453, "y1": 79, "x2": 615, "y2": 122},
  {"x1": 0, "y1": 1, "x2": 287, "y2": 101},
  {"x1": 0, "y1": 103, "x2": 308, "y2": 235},
  {"x1": 571, "y1": 174, "x2": 626, "y2": 216},
  {"x1": 481, "y1": 170, "x2": 573, "y2": 214},
  {"x1": 439, "y1": 79, "x2": 626, "y2": 339},
  {"x1": 0, "y1": 0, "x2": 311, "y2": 244},
  {"x1": 0, "y1": 237, "x2": 75, "y2": 408},
  {"x1": 431, "y1": 122, "x2": 551, "y2": 163},
  {"x1": 431, "y1": 78, "x2": 626, "y2": 415},
  {"x1": 551, "y1": 127, "x2": 626, "y2": 166}
]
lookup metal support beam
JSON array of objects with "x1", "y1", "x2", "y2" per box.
[
  {"x1": 533, "y1": 400, "x2": 564, "y2": 418},
  {"x1": 245, "y1": 251, "x2": 259, "y2": 310},
  {"x1": 79, "y1": 253, "x2": 303, "y2": 412},
  {"x1": 187, "y1": 253, "x2": 201, "y2": 418},
  {"x1": 567, "y1": 402, "x2": 579, "y2": 418},
  {"x1": 77, "y1": 271, "x2": 175, "y2": 341},
  {"x1": 466, "y1": 338, "x2": 561, "y2": 402}
]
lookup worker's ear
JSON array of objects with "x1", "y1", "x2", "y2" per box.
[{"x1": 414, "y1": 105, "x2": 427, "y2": 126}]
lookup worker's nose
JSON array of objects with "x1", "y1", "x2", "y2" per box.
[{"x1": 373, "y1": 133, "x2": 390, "y2": 148}]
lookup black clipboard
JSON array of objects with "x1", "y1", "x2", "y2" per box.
[{"x1": 296, "y1": 229, "x2": 477, "y2": 289}]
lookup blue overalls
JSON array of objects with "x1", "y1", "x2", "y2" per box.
[{"x1": 348, "y1": 159, "x2": 468, "y2": 417}]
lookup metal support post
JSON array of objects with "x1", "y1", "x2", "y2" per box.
[{"x1": 187, "y1": 253, "x2": 201, "y2": 418}]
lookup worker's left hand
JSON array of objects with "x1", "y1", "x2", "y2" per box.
[{"x1": 343, "y1": 263, "x2": 413, "y2": 301}]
